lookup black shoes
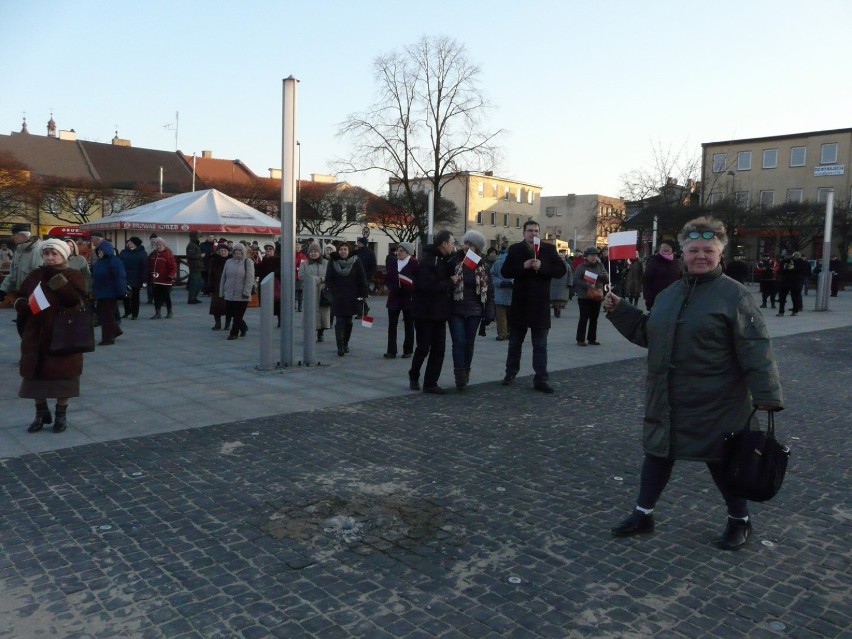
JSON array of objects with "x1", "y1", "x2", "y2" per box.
[
  {"x1": 501, "y1": 374, "x2": 515, "y2": 386},
  {"x1": 53, "y1": 413, "x2": 67, "y2": 433},
  {"x1": 577, "y1": 340, "x2": 587, "y2": 346},
  {"x1": 98, "y1": 340, "x2": 115, "y2": 346},
  {"x1": 409, "y1": 376, "x2": 420, "y2": 391},
  {"x1": 423, "y1": 385, "x2": 446, "y2": 395},
  {"x1": 401, "y1": 352, "x2": 412, "y2": 358},
  {"x1": 588, "y1": 341, "x2": 600, "y2": 346},
  {"x1": 716, "y1": 517, "x2": 752, "y2": 551},
  {"x1": 534, "y1": 381, "x2": 554, "y2": 394},
  {"x1": 383, "y1": 353, "x2": 396, "y2": 359},
  {"x1": 611, "y1": 510, "x2": 655, "y2": 537},
  {"x1": 227, "y1": 335, "x2": 238, "y2": 341}
]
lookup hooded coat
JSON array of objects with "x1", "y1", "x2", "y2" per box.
[
  {"x1": 92, "y1": 241, "x2": 127, "y2": 300},
  {"x1": 220, "y1": 254, "x2": 255, "y2": 302},
  {"x1": 607, "y1": 266, "x2": 783, "y2": 461},
  {"x1": 501, "y1": 239, "x2": 567, "y2": 329},
  {"x1": 119, "y1": 243, "x2": 148, "y2": 289},
  {"x1": 642, "y1": 253, "x2": 683, "y2": 308}
]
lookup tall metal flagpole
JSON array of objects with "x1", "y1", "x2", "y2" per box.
[
  {"x1": 280, "y1": 76, "x2": 299, "y2": 366},
  {"x1": 815, "y1": 191, "x2": 834, "y2": 312}
]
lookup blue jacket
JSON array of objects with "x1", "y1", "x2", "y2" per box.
[
  {"x1": 490, "y1": 251, "x2": 513, "y2": 306},
  {"x1": 92, "y1": 241, "x2": 127, "y2": 299},
  {"x1": 119, "y1": 244, "x2": 148, "y2": 288}
]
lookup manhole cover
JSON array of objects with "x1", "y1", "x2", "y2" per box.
[{"x1": 260, "y1": 494, "x2": 449, "y2": 554}]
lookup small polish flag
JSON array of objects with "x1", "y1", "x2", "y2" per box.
[
  {"x1": 533, "y1": 236, "x2": 541, "y2": 255},
  {"x1": 28, "y1": 283, "x2": 51, "y2": 314},
  {"x1": 463, "y1": 249, "x2": 481, "y2": 270},
  {"x1": 399, "y1": 273, "x2": 414, "y2": 288},
  {"x1": 361, "y1": 314, "x2": 374, "y2": 328},
  {"x1": 583, "y1": 270, "x2": 599, "y2": 285},
  {"x1": 607, "y1": 230, "x2": 638, "y2": 260}
]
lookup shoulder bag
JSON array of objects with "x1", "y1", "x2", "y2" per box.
[
  {"x1": 50, "y1": 305, "x2": 96, "y2": 355},
  {"x1": 722, "y1": 409, "x2": 790, "y2": 502}
]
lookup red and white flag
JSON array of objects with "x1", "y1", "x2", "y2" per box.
[
  {"x1": 361, "y1": 314, "x2": 374, "y2": 328},
  {"x1": 533, "y1": 236, "x2": 541, "y2": 255},
  {"x1": 607, "y1": 231, "x2": 638, "y2": 260},
  {"x1": 583, "y1": 270, "x2": 599, "y2": 285},
  {"x1": 398, "y1": 273, "x2": 414, "y2": 288},
  {"x1": 463, "y1": 249, "x2": 481, "y2": 270},
  {"x1": 28, "y1": 283, "x2": 51, "y2": 314}
]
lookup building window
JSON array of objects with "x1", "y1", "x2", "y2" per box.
[
  {"x1": 527, "y1": 190, "x2": 534, "y2": 205},
  {"x1": 758, "y1": 190, "x2": 774, "y2": 209},
  {"x1": 477, "y1": 181, "x2": 484, "y2": 196},
  {"x1": 790, "y1": 146, "x2": 806, "y2": 167},
  {"x1": 503, "y1": 213, "x2": 509, "y2": 227},
  {"x1": 492, "y1": 184, "x2": 498, "y2": 197},
  {"x1": 708, "y1": 192, "x2": 723, "y2": 205},
  {"x1": 786, "y1": 188, "x2": 803, "y2": 203},
  {"x1": 734, "y1": 191, "x2": 750, "y2": 209},
  {"x1": 712, "y1": 153, "x2": 727, "y2": 173},
  {"x1": 737, "y1": 151, "x2": 752, "y2": 171},
  {"x1": 516, "y1": 188, "x2": 522, "y2": 203},
  {"x1": 490, "y1": 211, "x2": 496, "y2": 226},
  {"x1": 345, "y1": 205, "x2": 357, "y2": 222},
  {"x1": 331, "y1": 204, "x2": 342, "y2": 221},
  {"x1": 820, "y1": 143, "x2": 838, "y2": 164},
  {"x1": 816, "y1": 187, "x2": 834, "y2": 204},
  {"x1": 503, "y1": 187, "x2": 510, "y2": 201},
  {"x1": 762, "y1": 149, "x2": 777, "y2": 169},
  {"x1": 515, "y1": 217, "x2": 521, "y2": 229},
  {"x1": 476, "y1": 211, "x2": 483, "y2": 224}
]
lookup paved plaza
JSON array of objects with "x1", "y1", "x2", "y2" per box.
[{"x1": 1, "y1": 288, "x2": 850, "y2": 638}]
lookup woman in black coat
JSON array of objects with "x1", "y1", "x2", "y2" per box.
[
  {"x1": 642, "y1": 242, "x2": 682, "y2": 310},
  {"x1": 325, "y1": 242, "x2": 370, "y2": 357},
  {"x1": 207, "y1": 244, "x2": 231, "y2": 330},
  {"x1": 383, "y1": 242, "x2": 418, "y2": 359},
  {"x1": 118, "y1": 237, "x2": 148, "y2": 320}
]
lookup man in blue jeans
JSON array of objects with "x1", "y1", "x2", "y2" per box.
[{"x1": 500, "y1": 220, "x2": 567, "y2": 393}]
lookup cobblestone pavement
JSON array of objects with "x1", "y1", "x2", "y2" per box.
[{"x1": 1, "y1": 327, "x2": 849, "y2": 638}]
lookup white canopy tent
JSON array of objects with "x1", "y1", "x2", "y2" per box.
[{"x1": 80, "y1": 189, "x2": 280, "y2": 255}]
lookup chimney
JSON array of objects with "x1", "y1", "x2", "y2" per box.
[
  {"x1": 268, "y1": 168, "x2": 282, "y2": 179},
  {"x1": 58, "y1": 129, "x2": 77, "y2": 141},
  {"x1": 202, "y1": 150, "x2": 213, "y2": 159}
]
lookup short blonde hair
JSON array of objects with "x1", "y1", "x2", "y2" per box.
[{"x1": 678, "y1": 216, "x2": 727, "y2": 251}]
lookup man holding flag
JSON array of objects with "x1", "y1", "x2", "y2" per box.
[{"x1": 500, "y1": 220, "x2": 567, "y2": 393}]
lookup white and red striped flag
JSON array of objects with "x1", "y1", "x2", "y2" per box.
[
  {"x1": 28, "y1": 283, "x2": 51, "y2": 314},
  {"x1": 533, "y1": 236, "x2": 541, "y2": 255},
  {"x1": 463, "y1": 249, "x2": 481, "y2": 270},
  {"x1": 361, "y1": 314, "x2": 374, "y2": 328},
  {"x1": 607, "y1": 231, "x2": 638, "y2": 260},
  {"x1": 398, "y1": 273, "x2": 414, "y2": 288},
  {"x1": 583, "y1": 270, "x2": 599, "y2": 285}
]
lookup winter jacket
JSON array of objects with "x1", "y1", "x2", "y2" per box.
[
  {"x1": 92, "y1": 241, "x2": 127, "y2": 300},
  {"x1": 119, "y1": 245, "x2": 148, "y2": 288},
  {"x1": 642, "y1": 253, "x2": 683, "y2": 309},
  {"x1": 754, "y1": 257, "x2": 779, "y2": 282},
  {"x1": 549, "y1": 262, "x2": 571, "y2": 303},
  {"x1": 325, "y1": 255, "x2": 369, "y2": 317},
  {"x1": 299, "y1": 257, "x2": 332, "y2": 330},
  {"x1": 624, "y1": 260, "x2": 644, "y2": 298},
  {"x1": 572, "y1": 260, "x2": 609, "y2": 300},
  {"x1": 501, "y1": 240, "x2": 567, "y2": 330},
  {"x1": 149, "y1": 248, "x2": 177, "y2": 286},
  {"x1": 0, "y1": 236, "x2": 42, "y2": 294},
  {"x1": 220, "y1": 257, "x2": 255, "y2": 302},
  {"x1": 725, "y1": 259, "x2": 749, "y2": 284},
  {"x1": 384, "y1": 254, "x2": 418, "y2": 311},
  {"x1": 66, "y1": 255, "x2": 92, "y2": 295},
  {"x1": 607, "y1": 266, "x2": 783, "y2": 461},
  {"x1": 451, "y1": 257, "x2": 495, "y2": 321},
  {"x1": 490, "y1": 251, "x2": 513, "y2": 306},
  {"x1": 185, "y1": 241, "x2": 204, "y2": 272},
  {"x1": 15, "y1": 266, "x2": 87, "y2": 382},
  {"x1": 412, "y1": 244, "x2": 455, "y2": 322}
]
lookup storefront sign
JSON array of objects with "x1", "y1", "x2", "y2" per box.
[{"x1": 814, "y1": 165, "x2": 845, "y2": 177}]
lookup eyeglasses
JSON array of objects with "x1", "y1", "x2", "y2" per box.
[{"x1": 686, "y1": 230, "x2": 718, "y2": 240}]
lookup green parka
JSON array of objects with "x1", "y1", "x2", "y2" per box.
[{"x1": 607, "y1": 266, "x2": 783, "y2": 461}]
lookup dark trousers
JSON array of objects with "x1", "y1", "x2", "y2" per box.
[
  {"x1": 187, "y1": 272, "x2": 203, "y2": 301},
  {"x1": 387, "y1": 308, "x2": 414, "y2": 356},
  {"x1": 97, "y1": 299, "x2": 120, "y2": 341},
  {"x1": 153, "y1": 284, "x2": 172, "y2": 313},
  {"x1": 123, "y1": 287, "x2": 141, "y2": 318},
  {"x1": 576, "y1": 298, "x2": 602, "y2": 342},
  {"x1": 777, "y1": 282, "x2": 802, "y2": 313},
  {"x1": 759, "y1": 281, "x2": 776, "y2": 306},
  {"x1": 448, "y1": 315, "x2": 481, "y2": 370},
  {"x1": 225, "y1": 300, "x2": 249, "y2": 336},
  {"x1": 637, "y1": 454, "x2": 748, "y2": 519},
  {"x1": 410, "y1": 318, "x2": 447, "y2": 388},
  {"x1": 505, "y1": 324, "x2": 549, "y2": 383}
]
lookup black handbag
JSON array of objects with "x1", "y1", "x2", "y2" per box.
[
  {"x1": 50, "y1": 307, "x2": 96, "y2": 355},
  {"x1": 319, "y1": 287, "x2": 332, "y2": 307},
  {"x1": 722, "y1": 409, "x2": 790, "y2": 502}
]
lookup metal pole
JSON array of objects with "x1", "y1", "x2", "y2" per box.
[
  {"x1": 427, "y1": 189, "x2": 435, "y2": 246},
  {"x1": 280, "y1": 76, "x2": 299, "y2": 366},
  {"x1": 815, "y1": 192, "x2": 834, "y2": 312},
  {"x1": 258, "y1": 273, "x2": 275, "y2": 370},
  {"x1": 651, "y1": 215, "x2": 658, "y2": 254}
]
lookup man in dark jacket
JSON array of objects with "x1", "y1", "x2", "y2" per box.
[
  {"x1": 186, "y1": 231, "x2": 204, "y2": 304},
  {"x1": 354, "y1": 237, "x2": 377, "y2": 317},
  {"x1": 724, "y1": 254, "x2": 749, "y2": 285},
  {"x1": 754, "y1": 252, "x2": 779, "y2": 308},
  {"x1": 409, "y1": 230, "x2": 456, "y2": 394},
  {"x1": 501, "y1": 220, "x2": 567, "y2": 393},
  {"x1": 118, "y1": 237, "x2": 148, "y2": 320}
]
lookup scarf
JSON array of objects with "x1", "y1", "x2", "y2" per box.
[
  {"x1": 453, "y1": 259, "x2": 489, "y2": 303},
  {"x1": 332, "y1": 255, "x2": 357, "y2": 277},
  {"x1": 397, "y1": 256, "x2": 410, "y2": 272}
]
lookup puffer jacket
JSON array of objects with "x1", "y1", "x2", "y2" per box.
[
  {"x1": 220, "y1": 257, "x2": 255, "y2": 302},
  {"x1": 0, "y1": 236, "x2": 42, "y2": 294},
  {"x1": 490, "y1": 251, "x2": 513, "y2": 306},
  {"x1": 91, "y1": 241, "x2": 127, "y2": 300},
  {"x1": 607, "y1": 266, "x2": 783, "y2": 461}
]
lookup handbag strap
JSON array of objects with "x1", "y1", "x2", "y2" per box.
[
  {"x1": 766, "y1": 410, "x2": 775, "y2": 437},
  {"x1": 741, "y1": 408, "x2": 758, "y2": 432}
]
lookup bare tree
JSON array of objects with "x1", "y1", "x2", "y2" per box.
[
  {"x1": 297, "y1": 182, "x2": 371, "y2": 237},
  {"x1": 337, "y1": 35, "x2": 502, "y2": 242},
  {"x1": 38, "y1": 179, "x2": 107, "y2": 224},
  {"x1": 760, "y1": 201, "x2": 826, "y2": 253},
  {"x1": 370, "y1": 191, "x2": 459, "y2": 243},
  {"x1": 0, "y1": 153, "x2": 32, "y2": 222},
  {"x1": 619, "y1": 141, "x2": 701, "y2": 202}
]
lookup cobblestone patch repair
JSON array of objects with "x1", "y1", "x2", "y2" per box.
[{"x1": 0, "y1": 327, "x2": 850, "y2": 638}]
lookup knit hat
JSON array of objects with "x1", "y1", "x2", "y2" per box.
[
  {"x1": 357, "y1": 237, "x2": 368, "y2": 246},
  {"x1": 398, "y1": 242, "x2": 415, "y2": 256},
  {"x1": 216, "y1": 242, "x2": 229, "y2": 252},
  {"x1": 462, "y1": 230, "x2": 486, "y2": 252},
  {"x1": 41, "y1": 238, "x2": 71, "y2": 261},
  {"x1": 308, "y1": 242, "x2": 322, "y2": 255},
  {"x1": 583, "y1": 246, "x2": 600, "y2": 257},
  {"x1": 128, "y1": 236, "x2": 143, "y2": 248},
  {"x1": 10, "y1": 223, "x2": 30, "y2": 234}
]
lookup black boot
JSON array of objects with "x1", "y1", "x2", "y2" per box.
[
  {"x1": 465, "y1": 368, "x2": 471, "y2": 386},
  {"x1": 344, "y1": 322, "x2": 352, "y2": 353},
  {"x1": 335, "y1": 325, "x2": 346, "y2": 357},
  {"x1": 27, "y1": 402, "x2": 52, "y2": 433},
  {"x1": 611, "y1": 510, "x2": 654, "y2": 537},
  {"x1": 454, "y1": 368, "x2": 467, "y2": 391},
  {"x1": 53, "y1": 405, "x2": 68, "y2": 433},
  {"x1": 212, "y1": 317, "x2": 222, "y2": 330},
  {"x1": 316, "y1": 329, "x2": 324, "y2": 343},
  {"x1": 716, "y1": 517, "x2": 752, "y2": 550},
  {"x1": 224, "y1": 318, "x2": 232, "y2": 330}
]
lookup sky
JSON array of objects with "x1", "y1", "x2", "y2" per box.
[{"x1": 2, "y1": 0, "x2": 851, "y2": 199}]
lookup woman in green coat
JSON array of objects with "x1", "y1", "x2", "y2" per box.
[{"x1": 603, "y1": 216, "x2": 783, "y2": 550}]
